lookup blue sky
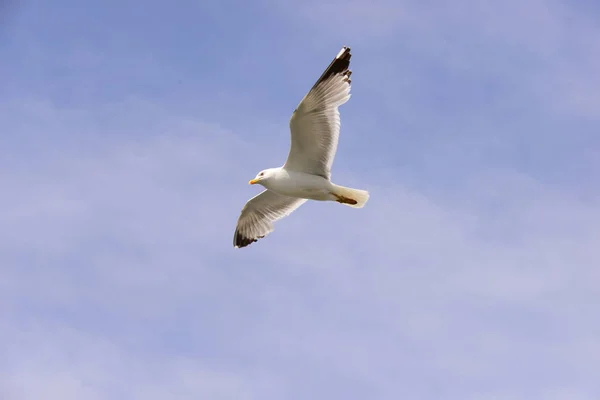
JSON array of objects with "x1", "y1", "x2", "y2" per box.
[{"x1": 1, "y1": 0, "x2": 599, "y2": 399}]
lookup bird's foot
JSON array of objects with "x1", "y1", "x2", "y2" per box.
[{"x1": 333, "y1": 193, "x2": 358, "y2": 205}]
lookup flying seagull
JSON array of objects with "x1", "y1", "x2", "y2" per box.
[{"x1": 233, "y1": 46, "x2": 369, "y2": 248}]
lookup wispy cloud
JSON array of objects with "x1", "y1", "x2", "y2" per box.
[
  {"x1": 275, "y1": 0, "x2": 600, "y2": 122},
  {"x1": 1, "y1": 0, "x2": 599, "y2": 399}
]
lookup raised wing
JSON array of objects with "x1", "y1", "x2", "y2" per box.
[
  {"x1": 233, "y1": 190, "x2": 307, "y2": 248},
  {"x1": 284, "y1": 46, "x2": 352, "y2": 180}
]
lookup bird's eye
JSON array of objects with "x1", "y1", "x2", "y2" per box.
[{"x1": 259, "y1": 172, "x2": 264, "y2": 176}]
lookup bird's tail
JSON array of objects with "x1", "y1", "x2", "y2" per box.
[{"x1": 330, "y1": 184, "x2": 370, "y2": 208}]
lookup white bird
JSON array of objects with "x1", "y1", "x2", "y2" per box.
[{"x1": 233, "y1": 46, "x2": 369, "y2": 248}]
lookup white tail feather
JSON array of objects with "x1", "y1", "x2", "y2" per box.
[{"x1": 331, "y1": 184, "x2": 370, "y2": 208}]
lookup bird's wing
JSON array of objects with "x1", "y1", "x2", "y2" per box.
[
  {"x1": 233, "y1": 190, "x2": 307, "y2": 248},
  {"x1": 283, "y1": 46, "x2": 352, "y2": 180}
]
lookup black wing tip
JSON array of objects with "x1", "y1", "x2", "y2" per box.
[
  {"x1": 233, "y1": 230, "x2": 264, "y2": 249},
  {"x1": 336, "y1": 46, "x2": 351, "y2": 61},
  {"x1": 311, "y1": 46, "x2": 352, "y2": 89}
]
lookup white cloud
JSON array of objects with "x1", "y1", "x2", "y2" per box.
[
  {"x1": 3, "y1": 94, "x2": 598, "y2": 399},
  {"x1": 1, "y1": 319, "x2": 284, "y2": 400},
  {"x1": 273, "y1": 0, "x2": 600, "y2": 120},
  {"x1": 2, "y1": 2, "x2": 599, "y2": 397}
]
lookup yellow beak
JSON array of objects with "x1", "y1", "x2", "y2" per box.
[{"x1": 249, "y1": 178, "x2": 259, "y2": 185}]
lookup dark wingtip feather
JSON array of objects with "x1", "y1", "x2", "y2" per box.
[
  {"x1": 309, "y1": 46, "x2": 352, "y2": 91},
  {"x1": 233, "y1": 230, "x2": 255, "y2": 248},
  {"x1": 233, "y1": 230, "x2": 264, "y2": 249}
]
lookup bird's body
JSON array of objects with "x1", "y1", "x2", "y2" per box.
[
  {"x1": 254, "y1": 168, "x2": 335, "y2": 202},
  {"x1": 233, "y1": 46, "x2": 370, "y2": 248}
]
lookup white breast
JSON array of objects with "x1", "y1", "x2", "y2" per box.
[{"x1": 263, "y1": 169, "x2": 332, "y2": 200}]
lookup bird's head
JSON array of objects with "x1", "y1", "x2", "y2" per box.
[{"x1": 249, "y1": 168, "x2": 276, "y2": 186}]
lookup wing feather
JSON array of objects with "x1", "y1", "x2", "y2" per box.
[
  {"x1": 233, "y1": 190, "x2": 307, "y2": 248},
  {"x1": 284, "y1": 46, "x2": 352, "y2": 180}
]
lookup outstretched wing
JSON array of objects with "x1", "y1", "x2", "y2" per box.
[
  {"x1": 233, "y1": 190, "x2": 307, "y2": 248},
  {"x1": 284, "y1": 46, "x2": 353, "y2": 180}
]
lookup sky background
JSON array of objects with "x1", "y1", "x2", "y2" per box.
[{"x1": 1, "y1": 0, "x2": 599, "y2": 399}]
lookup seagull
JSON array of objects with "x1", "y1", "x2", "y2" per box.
[{"x1": 233, "y1": 46, "x2": 369, "y2": 248}]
